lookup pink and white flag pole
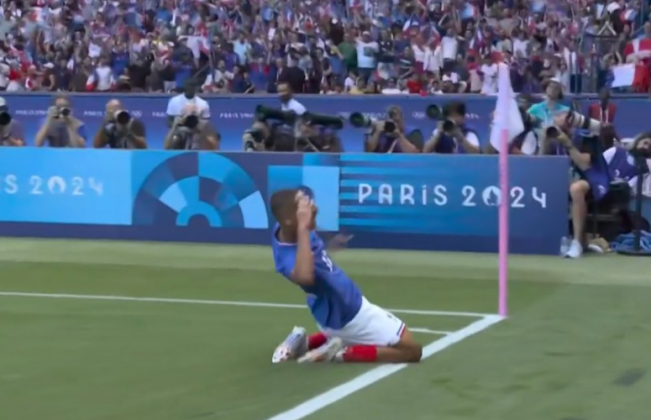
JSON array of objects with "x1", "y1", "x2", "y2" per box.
[{"x1": 489, "y1": 62, "x2": 524, "y2": 318}]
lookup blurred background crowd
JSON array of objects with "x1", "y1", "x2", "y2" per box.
[{"x1": 0, "y1": 0, "x2": 650, "y2": 95}]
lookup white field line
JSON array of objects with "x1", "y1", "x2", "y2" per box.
[
  {"x1": 410, "y1": 327, "x2": 452, "y2": 335},
  {"x1": 0, "y1": 290, "x2": 503, "y2": 420},
  {"x1": 265, "y1": 314, "x2": 504, "y2": 420},
  {"x1": 0, "y1": 292, "x2": 492, "y2": 318}
]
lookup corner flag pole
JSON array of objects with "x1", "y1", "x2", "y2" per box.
[
  {"x1": 498, "y1": 122, "x2": 509, "y2": 318},
  {"x1": 490, "y1": 62, "x2": 520, "y2": 318}
]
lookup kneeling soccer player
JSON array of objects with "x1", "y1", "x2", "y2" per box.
[{"x1": 270, "y1": 188, "x2": 423, "y2": 364}]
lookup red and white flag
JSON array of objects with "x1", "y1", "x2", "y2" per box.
[{"x1": 623, "y1": 38, "x2": 651, "y2": 61}]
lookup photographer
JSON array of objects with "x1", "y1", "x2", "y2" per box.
[
  {"x1": 295, "y1": 116, "x2": 344, "y2": 153},
  {"x1": 560, "y1": 123, "x2": 651, "y2": 259},
  {"x1": 278, "y1": 82, "x2": 306, "y2": 116},
  {"x1": 540, "y1": 106, "x2": 604, "y2": 156},
  {"x1": 364, "y1": 106, "x2": 421, "y2": 153},
  {"x1": 244, "y1": 106, "x2": 343, "y2": 152},
  {"x1": 0, "y1": 97, "x2": 24, "y2": 147},
  {"x1": 93, "y1": 100, "x2": 147, "y2": 149},
  {"x1": 164, "y1": 104, "x2": 220, "y2": 150},
  {"x1": 242, "y1": 120, "x2": 273, "y2": 152},
  {"x1": 423, "y1": 102, "x2": 480, "y2": 154},
  {"x1": 166, "y1": 82, "x2": 211, "y2": 127},
  {"x1": 35, "y1": 95, "x2": 87, "y2": 148}
]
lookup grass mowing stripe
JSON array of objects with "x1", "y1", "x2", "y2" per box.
[
  {"x1": 0, "y1": 292, "x2": 493, "y2": 318},
  {"x1": 264, "y1": 315, "x2": 504, "y2": 420},
  {"x1": 0, "y1": 238, "x2": 649, "y2": 286}
]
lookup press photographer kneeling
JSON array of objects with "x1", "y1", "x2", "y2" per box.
[
  {"x1": 164, "y1": 104, "x2": 220, "y2": 150},
  {"x1": 553, "y1": 113, "x2": 651, "y2": 258},
  {"x1": 243, "y1": 105, "x2": 343, "y2": 152},
  {"x1": 423, "y1": 101, "x2": 480, "y2": 154},
  {"x1": 351, "y1": 106, "x2": 421, "y2": 153},
  {"x1": 93, "y1": 100, "x2": 147, "y2": 149}
]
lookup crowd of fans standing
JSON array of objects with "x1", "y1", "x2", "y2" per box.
[{"x1": 0, "y1": 0, "x2": 649, "y2": 95}]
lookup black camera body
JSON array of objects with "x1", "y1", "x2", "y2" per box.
[
  {"x1": 115, "y1": 110, "x2": 131, "y2": 125},
  {"x1": 0, "y1": 107, "x2": 11, "y2": 126},
  {"x1": 55, "y1": 107, "x2": 71, "y2": 119},
  {"x1": 426, "y1": 104, "x2": 456, "y2": 133},
  {"x1": 178, "y1": 114, "x2": 199, "y2": 129}
]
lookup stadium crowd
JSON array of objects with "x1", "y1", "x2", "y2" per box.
[{"x1": 0, "y1": 0, "x2": 649, "y2": 95}]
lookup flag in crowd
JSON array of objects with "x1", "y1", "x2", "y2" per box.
[{"x1": 0, "y1": 0, "x2": 647, "y2": 94}]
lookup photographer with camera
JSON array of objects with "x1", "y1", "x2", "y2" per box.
[
  {"x1": 244, "y1": 105, "x2": 343, "y2": 152},
  {"x1": 423, "y1": 102, "x2": 480, "y2": 154},
  {"x1": 295, "y1": 113, "x2": 344, "y2": 153},
  {"x1": 93, "y1": 100, "x2": 147, "y2": 149},
  {"x1": 360, "y1": 106, "x2": 421, "y2": 153},
  {"x1": 164, "y1": 103, "x2": 220, "y2": 150},
  {"x1": 243, "y1": 105, "x2": 297, "y2": 152},
  {"x1": 559, "y1": 119, "x2": 651, "y2": 258},
  {"x1": 35, "y1": 95, "x2": 87, "y2": 148},
  {"x1": 166, "y1": 82, "x2": 211, "y2": 128},
  {"x1": 0, "y1": 97, "x2": 24, "y2": 147},
  {"x1": 540, "y1": 103, "x2": 604, "y2": 156}
]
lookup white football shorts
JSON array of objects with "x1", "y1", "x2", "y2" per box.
[{"x1": 318, "y1": 297, "x2": 405, "y2": 346}]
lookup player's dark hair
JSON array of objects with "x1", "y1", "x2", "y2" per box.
[{"x1": 270, "y1": 189, "x2": 299, "y2": 222}]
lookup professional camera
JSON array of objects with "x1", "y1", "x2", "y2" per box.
[
  {"x1": 349, "y1": 112, "x2": 396, "y2": 133},
  {"x1": 303, "y1": 112, "x2": 344, "y2": 130},
  {"x1": 545, "y1": 110, "x2": 601, "y2": 139},
  {"x1": 178, "y1": 114, "x2": 199, "y2": 129},
  {"x1": 425, "y1": 104, "x2": 455, "y2": 132},
  {"x1": 0, "y1": 107, "x2": 11, "y2": 126},
  {"x1": 115, "y1": 110, "x2": 131, "y2": 125},
  {"x1": 55, "y1": 107, "x2": 71, "y2": 118}
]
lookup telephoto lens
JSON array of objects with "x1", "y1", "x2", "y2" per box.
[
  {"x1": 115, "y1": 110, "x2": 131, "y2": 125},
  {"x1": 545, "y1": 126, "x2": 561, "y2": 138},
  {"x1": 425, "y1": 104, "x2": 443, "y2": 120},
  {"x1": 349, "y1": 112, "x2": 373, "y2": 128}
]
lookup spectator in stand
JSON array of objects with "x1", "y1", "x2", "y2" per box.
[{"x1": 0, "y1": 0, "x2": 642, "y2": 96}]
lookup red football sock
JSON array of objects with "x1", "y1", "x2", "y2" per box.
[
  {"x1": 307, "y1": 332, "x2": 328, "y2": 350},
  {"x1": 341, "y1": 345, "x2": 378, "y2": 363}
]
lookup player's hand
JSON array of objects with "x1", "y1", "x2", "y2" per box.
[
  {"x1": 327, "y1": 233, "x2": 353, "y2": 252},
  {"x1": 296, "y1": 197, "x2": 313, "y2": 229}
]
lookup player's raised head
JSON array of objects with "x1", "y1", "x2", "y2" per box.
[
  {"x1": 270, "y1": 188, "x2": 300, "y2": 228},
  {"x1": 270, "y1": 188, "x2": 318, "y2": 230}
]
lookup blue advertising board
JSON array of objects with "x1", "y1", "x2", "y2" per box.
[
  {"x1": 5, "y1": 93, "x2": 651, "y2": 152},
  {"x1": 0, "y1": 148, "x2": 569, "y2": 254}
]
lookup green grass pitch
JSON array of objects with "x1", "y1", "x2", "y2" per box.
[{"x1": 0, "y1": 238, "x2": 650, "y2": 420}]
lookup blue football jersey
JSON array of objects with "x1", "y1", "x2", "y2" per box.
[{"x1": 271, "y1": 224, "x2": 363, "y2": 329}]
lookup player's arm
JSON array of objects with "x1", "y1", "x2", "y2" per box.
[{"x1": 290, "y1": 226, "x2": 315, "y2": 286}]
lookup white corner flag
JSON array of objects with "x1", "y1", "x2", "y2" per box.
[{"x1": 489, "y1": 62, "x2": 524, "y2": 152}]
